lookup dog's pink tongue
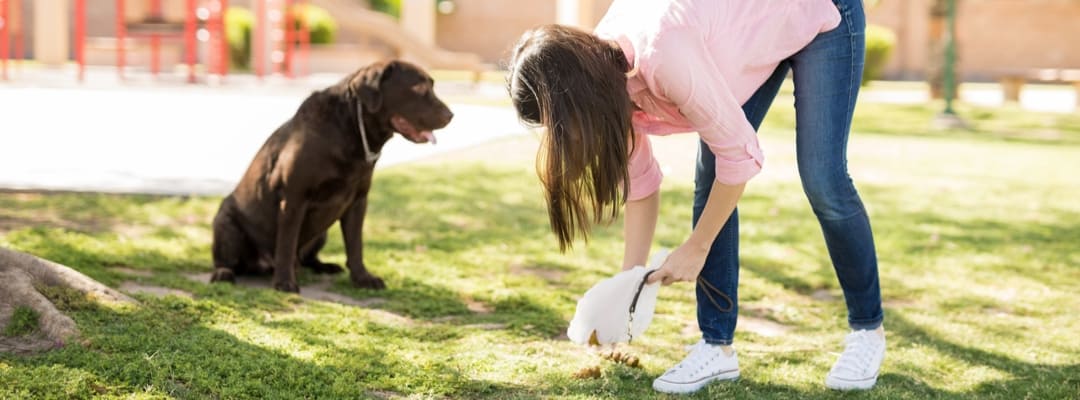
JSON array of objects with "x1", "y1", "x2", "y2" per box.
[{"x1": 422, "y1": 131, "x2": 437, "y2": 145}]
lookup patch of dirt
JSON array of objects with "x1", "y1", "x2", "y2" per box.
[
  {"x1": 464, "y1": 298, "x2": 493, "y2": 314},
  {"x1": 680, "y1": 312, "x2": 799, "y2": 339},
  {"x1": 368, "y1": 390, "x2": 407, "y2": 400},
  {"x1": 811, "y1": 289, "x2": 839, "y2": 301},
  {"x1": 0, "y1": 212, "x2": 106, "y2": 235},
  {"x1": 118, "y1": 282, "x2": 194, "y2": 299},
  {"x1": 737, "y1": 316, "x2": 793, "y2": 338},
  {"x1": 301, "y1": 280, "x2": 386, "y2": 308},
  {"x1": 109, "y1": 267, "x2": 153, "y2": 277},
  {"x1": 184, "y1": 273, "x2": 389, "y2": 308},
  {"x1": 464, "y1": 323, "x2": 509, "y2": 330},
  {"x1": 508, "y1": 262, "x2": 566, "y2": 283},
  {"x1": 883, "y1": 298, "x2": 916, "y2": 308}
]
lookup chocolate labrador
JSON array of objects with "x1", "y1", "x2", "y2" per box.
[{"x1": 210, "y1": 60, "x2": 453, "y2": 292}]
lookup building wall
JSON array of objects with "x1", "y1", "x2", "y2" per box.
[
  {"x1": 434, "y1": 0, "x2": 613, "y2": 66},
  {"x1": 865, "y1": 0, "x2": 1080, "y2": 80},
  {"x1": 436, "y1": 0, "x2": 1080, "y2": 80},
  {"x1": 10, "y1": 0, "x2": 1079, "y2": 80}
]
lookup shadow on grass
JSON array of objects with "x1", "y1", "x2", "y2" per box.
[
  {"x1": 880, "y1": 310, "x2": 1079, "y2": 399},
  {"x1": 762, "y1": 99, "x2": 1080, "y2": 146},
  {"x1": 0, "y1": 190, "x2": 212, "y2": 235},
  {"x1": 0, "y1": 296, "x2": 530, "y2": 399},
  {"x1": 363, "y1": 166, "x2": 554, "y2": 254}
]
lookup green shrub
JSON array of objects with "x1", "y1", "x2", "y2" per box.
[
  {"x1": 3, "y1": 306, "x2": 39, "y2": 337},
  {"x1": 225, "y1": 7, "x2": 254, "y2": 71},
  {"x1": 370, "y1": 0, "x2": 402, "y2": 19},
  {"x1": 864, "y1": 24, "x2": 897, "y2": 85},
  {"x1": 290, "y1": 4, "x2": 338, "y2": 45}
]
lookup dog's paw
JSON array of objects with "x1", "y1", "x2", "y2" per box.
[
  {"x1": 273, "y1": 279, "x2": 301, "y2": 293},
  {"x1": 308, "y1": 262, "x2": 345, "y2": 275},
  {"x1": 350, "y1": 273, "x2": 386, "y2": 290},
  {"x1": 210, "y1": 268, "x2": 236, "y2": 284}
]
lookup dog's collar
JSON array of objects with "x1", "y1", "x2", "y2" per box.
[{"x1": 357, "y1": 102, "x2": 380, "y2": 163}]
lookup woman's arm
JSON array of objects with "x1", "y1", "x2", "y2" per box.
[
  {"x1": 622, "y1": 191, "x2": 660, "y2": 270},
  {"x1": 647, "y1": 181, "x2": 744, "y2": 285}
]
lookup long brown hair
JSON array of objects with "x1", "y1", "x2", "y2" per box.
[{"x1": 507, "y1": 24, "x2": 635, "y2": 251}]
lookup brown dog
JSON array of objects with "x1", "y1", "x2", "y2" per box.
[{"x1": 210, "y1": 60, "x2": 453, "y2": 292}]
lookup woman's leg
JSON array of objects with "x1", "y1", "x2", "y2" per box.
[
  {"x1": 788, "y1": 0, "x2": 883, "y2": 330},
  {"x1": 694, "y1": 61, "x2": 790, "y2": 345}
]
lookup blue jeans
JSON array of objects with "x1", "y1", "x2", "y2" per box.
[{"x1": 693, "y1": 0, "x2": 882, "y2": 345}]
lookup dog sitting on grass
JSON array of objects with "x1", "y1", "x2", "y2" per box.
[{"x1": 210, "y1": 60, "x2": 454, "y2": 293}]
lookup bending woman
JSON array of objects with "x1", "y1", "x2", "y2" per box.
[{"x1": 507, "y1": 0, "x2": 884, "y2": 394}]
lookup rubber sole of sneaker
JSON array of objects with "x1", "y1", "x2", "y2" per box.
[
  {"x1": 825, "y1": 374, "x2": 878, "y2": 390},
  {"x1": 652, "y1": 369, "x2": 740, "y2": 394}
]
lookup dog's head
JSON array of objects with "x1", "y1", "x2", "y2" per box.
[{"x1": 348, "y1": 60, "x2": 454, "y2": 144}]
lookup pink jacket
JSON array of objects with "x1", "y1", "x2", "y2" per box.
[{"x1": 594, "y1": 0, "x2": 841, "y2": 200}]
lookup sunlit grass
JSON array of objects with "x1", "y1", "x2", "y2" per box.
[{"x1": 1, "y1": 100, "x2": 1078, "y2": 398}]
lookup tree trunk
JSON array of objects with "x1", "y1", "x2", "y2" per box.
[{"x1": 0, "y1": 247, "x2": 135, "y2": 354}]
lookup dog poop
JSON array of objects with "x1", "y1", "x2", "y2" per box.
[
  {"x1": 588, "y1": 330, "x2": 600, "y2": 346},
  {"x1": 572, "y1": 366, "x2": 602, "y2": 379},
  {"x1": 602, "y1": 351, "x2": 641, "y2": 369}
]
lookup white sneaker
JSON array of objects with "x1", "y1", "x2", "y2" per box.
[
  {"x1": 825, "y1": 329, "x2": 886, "y2": 390},
  {"x1": 652, "y1": 340, "x2": 740, "y2": 394}
]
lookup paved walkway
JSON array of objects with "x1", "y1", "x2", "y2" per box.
[
  {"x1": 1, "y1": 68, "x2": 1075, "y2": 196},
  {"x1": 0, "y1": 75, "x2": 525, "y2": 196}
]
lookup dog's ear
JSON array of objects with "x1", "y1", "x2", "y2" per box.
[{"x1": 351, "y1": 61, "x2": 400, "y2": 111}]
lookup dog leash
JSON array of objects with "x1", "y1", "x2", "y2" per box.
[
  {"x1": 356, "y1": 102, "x2": 380, "y2": 163},
  {"x1": 625, "y1": 271, "x2": 734, "y2": 344},
  {"x1": 626, "y1": 269, "x2": 657, "y2": 344}
]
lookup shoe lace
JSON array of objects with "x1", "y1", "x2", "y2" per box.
[
  {"x1": 671, "y1": 340, "x2": 716, "y2": 374},
  {"x1": 833, "y1": 332, "x2": 876, "y2": 375}
]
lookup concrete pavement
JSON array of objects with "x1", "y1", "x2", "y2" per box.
[{"x1": 0, "y1": 78, "x2": 526, "y2": 196}]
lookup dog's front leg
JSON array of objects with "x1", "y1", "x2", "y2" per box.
[
  {"x1": 341, "y1": 192, "x2": 385, "y2": 290},
  {"x1": 272, "y1": 197, "x2": 307, "y2": 293}
]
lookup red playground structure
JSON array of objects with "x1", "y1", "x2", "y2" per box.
[
  {"x1": 60, "y1": 0, "x2": 310, "y2": 83},
  {"x1": 0, "y1": 0, "x2": 26, "y2": 81}
]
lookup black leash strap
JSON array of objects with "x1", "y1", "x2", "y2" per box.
[
  {"x1": 626, "y1": 270, "x2": 657, "y2": 343},
  {"x1": 697, "y1": 276, "x2": 734, "y2": 313},
  {"x1": 625, "y1": 271, "x2": 734, "y2": 343}
]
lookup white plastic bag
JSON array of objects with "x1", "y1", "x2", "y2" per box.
[{"x1": 566, "y1": 250, "x2": 668, "y2": 346}]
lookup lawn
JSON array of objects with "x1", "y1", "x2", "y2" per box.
[{"x1": 1, "y1": 97, "x2": 1078, "y2": 399}]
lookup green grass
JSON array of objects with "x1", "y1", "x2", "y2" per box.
[
  {"x1": 1, "y1": 101, "x2": 1079, "y2": 399},
  {"x1": 2, "y1": 307, "x2": 40, "y2": 338}
]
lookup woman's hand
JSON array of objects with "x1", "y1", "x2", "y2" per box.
[
  {"x1": 645, "y1": 181, "x2": 746, "y2": 285},
  {"x1": 647, "y1": 241, "x2": 709, "y2": 285}
]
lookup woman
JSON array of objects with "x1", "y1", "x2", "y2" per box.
[{"x1": 507, "y1": 0, "x2": 885, "y2": 394}]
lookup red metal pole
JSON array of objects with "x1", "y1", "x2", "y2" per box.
[
  {"x1": 254, "y1": 0, "x2": 264, "y2": 78},
  {"x1": 12, "y1": 0, "x2": 20, "y2": 69},
  {"x1": 116, "y1": 0, "x2": 126, "y2": 80},
  {"x1": 219, "y1": 0, "x2": 229, "y2": 77},
  {"x1": 283, "y1": 0, "x2": 293, "y2": 78},
  {"x1": 150, "y1": 0, "x2": 162, "y2": 76},
  {"x1": 76, "y1": 0, "x2": 86, "y2": 82},
  {"x1": 299, "y1": 0, "x2": 309, "y2": 77},
  {"x1": 1, "y1": 0, "x2": 9, "y2": 81},
  {"x1": 184, "y1": 0, "x2": 196, "y2": 83}
]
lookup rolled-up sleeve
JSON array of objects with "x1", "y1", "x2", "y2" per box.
[
  {"x1": 651, "y1": 29, "x2": 764, "y2": 185},
  {"x1": 626, "y1": 130, "x2": 663, "y2": 201}
]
